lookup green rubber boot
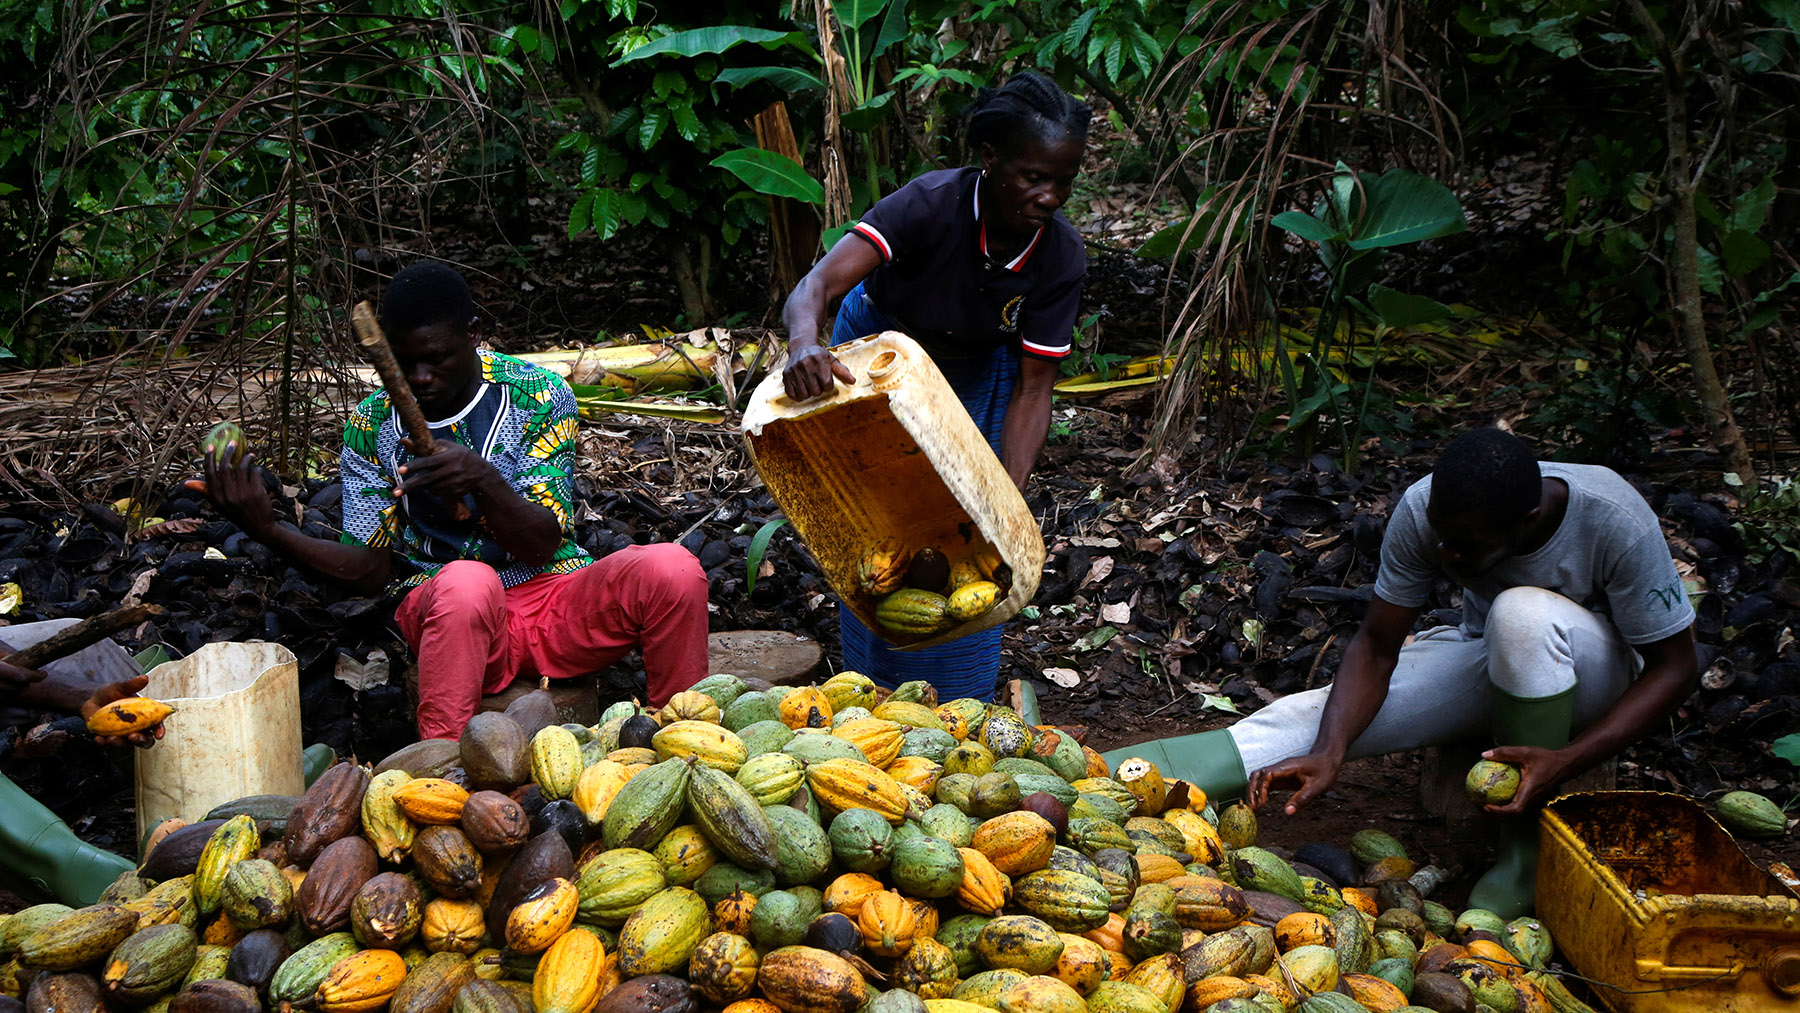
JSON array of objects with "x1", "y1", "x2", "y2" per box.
[
  {"x1": 1099, "y1": 729, "x2": 1248, "y2": 804},
  {"x1": 0, "y1": 769, "x2": 134, "y2": 906},
  {"x1": 303, "y1": 743, "x2": 337, "y2": 787},
  {"x1": 1467, "y1": 685, "x2": 1575, "y2": 919}
]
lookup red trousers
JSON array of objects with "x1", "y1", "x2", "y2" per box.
[{"x1": 396, "y1": 545, "x2": 709, "y2": 740}]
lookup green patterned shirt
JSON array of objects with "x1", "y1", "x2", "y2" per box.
[{"x1": 339, "y1": 349, "x2": 592, "y2": 590}]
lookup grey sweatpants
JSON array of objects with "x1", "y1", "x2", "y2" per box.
[{"x1": 1228, "y1": 587, "x2": 1641, "y2": 774}]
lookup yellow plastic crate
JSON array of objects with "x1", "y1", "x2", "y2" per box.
[
  {"x1": 741, "y1": 332, "x2": 1044, "y2": 651},
  {"x1": 1537, "y1": 791, "x2": 1800, "y2": 1011}
]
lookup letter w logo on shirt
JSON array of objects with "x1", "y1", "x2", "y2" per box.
[{"x1": 1646, "y1": 582, "x2": 1685, "y2": 611}]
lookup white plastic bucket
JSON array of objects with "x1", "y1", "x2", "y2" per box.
[{"x1": 134, "y1": 642, "x2": 304, "y2": 841}]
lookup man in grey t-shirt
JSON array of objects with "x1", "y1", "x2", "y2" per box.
[{"x1": 1103, "y1": 428, "x2": 1698, "y2": 917}]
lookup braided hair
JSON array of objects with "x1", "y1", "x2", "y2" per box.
[
  {"x1": 380, "y1": 261, "x2": 475, "y2": 338},
  {"x1": 967, "y1": 72, "x2": 1091, "y2": 158},
  {"x1": 1430, "y1": 428, "x2": 1542, "y2": 524}
]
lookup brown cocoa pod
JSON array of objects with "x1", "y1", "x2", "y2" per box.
[
  {"x1": 390, "y1": 952, "x2": 475, "y2": 1013},
  {"x1": 350, "y1": 872, "x2": 424, "y2": 950},
  {"x1": 483, "y1": 831, "x2": 572, "y2": 945},
  {"x1": 223, "y1": 929, "x2": 290, "y2": 999},
  {"x1": 1409, "y1": 971, "x2": 1476, "y2": 1013},
  {"x1": 451, "y1": 979, "x2": 529, "y2": 1013},
  {"x1": 254, "y1": 840, "x2": 288, "y2": 867},
  {"x1": 168, "y1": 979, "x2": 260, "y2": 1013},
  {"x1": 501, "y1": 683, "x2": 557, "y2": 738},
  {"x1": 295, "y1": 836, "x2": 379, "y2": 936},
  {"x1": 26, "y1": 972, "x2": 104, "y2": 1013},
  {"x1": 460, "y1": 792, "x2": 530, "y2": 856},
  {"x1": 592, "y1": 974, "x2": 696, "y2": 1013},
  {"x1": 139, "y1": 820, "x2": 226, "y2": 882},
  {"x1": 281, "y1": 762, "x2": 370, "y2": 869},
  {"x1": 413, "y1": 827, "x2": 483, "y2": 899},
  {"x1": 459, "y1": 713, "x2": 529, "y2": 792},
  {"x1": 376, "y1": 740, "x2": 463, "y2": 778}
]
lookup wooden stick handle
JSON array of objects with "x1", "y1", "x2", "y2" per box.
[
  {"x1": 349, "y1": 301, "x2": 472, "y2": 521},
  {"x1": 4, "y1": 604, "x2": 163, "y2": 671},
  {"x1": 350, "y1": 301, "x2": 436, "y2": 454}
]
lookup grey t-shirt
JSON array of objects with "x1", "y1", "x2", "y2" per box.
[{"x1": 1373, "y1": 462, "x2": 1695, "y2": 645}]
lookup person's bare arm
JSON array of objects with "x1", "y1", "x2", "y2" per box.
[
  {"x1": 1484, "y1": 625, "x2": 1696, "y2": 813},
  {"x1": 202, "y1": 445, "x2": 391, "y2": 595},
  {"x1": 1000, "y1": 357, "x2": 1058, "y2": 489},
  {"x1": 1248, "y1": 595, "x2": 1420, "y2": 814},
  {"x1": 781, "y1": 239, "x2": 883, "y2": 400},
  {"x1": 394, "y1": 440, "x2": 561, "y2": 568}
]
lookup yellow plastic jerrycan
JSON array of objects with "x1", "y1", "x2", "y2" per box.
[
  {"x1": 741, "y1": 332, "x2": 1044, "y2": 650},
  {"x1": 1536, "y1": 790, "x2": 1800, "y2": 1011}
]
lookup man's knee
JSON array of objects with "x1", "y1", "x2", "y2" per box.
[
  {"x1": 1487, "y1": 587, "x2": 1581, "y2": 647},
  {"x1": 628, "y1": 544, "x2": 708, "y2": 603},
  {"x1": 422, "y1": 561, "x2": 506, "y2": 619}
]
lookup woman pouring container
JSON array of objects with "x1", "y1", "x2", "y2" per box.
[{"x1": 780, "y1": 73, "x2": 1090, "y2": 701}]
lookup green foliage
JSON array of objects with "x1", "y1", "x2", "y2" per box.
[
  {"x1": 746, "y1": 517, "x2": 789, "y2": 595},
  {"x1": 1723, "y1": 472, "x2": 1800, "y2": 567},
  {"x1": 1267, "y1": 163, "x2": 1466, "y2": 465},
  {"x1": 1775, "y1": 734, "x2": 1800, "y2": 769}
]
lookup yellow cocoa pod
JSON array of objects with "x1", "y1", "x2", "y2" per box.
[
  {"x1": 420, "y1": 898, "x2": 485, "y2": 954},
  {"x1": 857, "y1": 891, "x2": 918, "y2": 958},
  {"x1": 945, "y1": 581, "x2": 1002, "y2": 623},
  {"x1": 651, "y1": 720, "x2": 748, "y2": 773},
  {"x1": 1113, "y1": 758, "x2": 1169, "y2": 815},
  {"x1": 820, "y1": 672, "x2": 878, "y2": 713},
  {"x1": 505, "y1": 877, "x2": 579, "y2": 954},
  {"x1": 391, "y1": 779, "x2": 469, "y2": 825},
  {"x1": 658, "y1": 691, "x2": 722, "y2": 725},
  {"x1": 572, "y1": 760, "x2": 635, "y2": 825},
  {"x1": 831, "y1": 718, "x2": 906, "y2": 768},
  {"x1": 858, "y1": 538, "x2": 911, "y2": 597},
  {"x1": 86, "y1": 697, "x2": 176, "y2": 737},
  {"x1": 314, "y1": 949, "x2": 407, "y2": 1013},
  {"x1": 886, "y1": 756, "x2": 943, "y2": 794},
  {"x1": 530, "y1": 726, "x2": 584, "y2": 800},
  {"x1": 779, "y1": 687, "x2": 833, "y2": 730},
  {"x1": 361, "y1": 770, "x2": 417, "y2": 864},
  {"x1": 194, "y1": 816, "x2": 259, "y2": 916},
  {"x1": 806, "y1": 758, "x2": 913, "y2": 824},
  {"x1": 532, "y1": 924, "x2": 606, "y2": 1013}
]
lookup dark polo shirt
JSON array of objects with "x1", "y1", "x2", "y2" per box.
[{"x1": 850, "y1": 167, "x2": 1086, "y2": 366}]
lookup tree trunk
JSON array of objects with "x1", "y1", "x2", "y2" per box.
[
  {"x1": 665, "y1": 236, "x2": 715, "y2": 323},
  {"x1": 752, "y1": 102, "x2": 819, "y2": 300},
  {"x1": 1627, "y1": 0, "x2": 1754, "y2": 484}
]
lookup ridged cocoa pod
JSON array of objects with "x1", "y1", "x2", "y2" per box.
[
  {"x1": 413, "y1": 827, "x2": 483, "y2": 900},
  {"x1": 139, "y1": 821, "x2": 226, "y2": 882},
  {"x1": 460, "y1": 792, "x2": 530, "y2": 856},
  {"x1": 452, "y1": 979, "x2": 530, "y2": 1013},
  {"x1": 19, "y1": 905, "x2": 140, "y2": 971},
  {"x1": 168, "y1": 978, "x2": 260, "y2": 1013},
  {"x1": 219, "y1": 860, "x2": 292, "y2": 931},
  {"x1": 483, "y1": 832, "x2": 573, "y2": 946},
  {"x1": 296, "y1": 837, "x2": 379, "y2": 936},
  {"x1": 390, "y1": 952, "x2": 475, "y2": 1013},
  {"x1": 26, "y1": 972, "x2": 104, "y2": 1013},
  {"x1": 281, "y1": 762, "x2": 370, "y2": 869},
  {"x1": 350, "y1": 872, "x2": 424, "y2": 950},
  {"x1": 223, "y1": 929, "x2": 290, "y2": 999}
]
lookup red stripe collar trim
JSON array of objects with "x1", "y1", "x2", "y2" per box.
[{"x1": 973, "y1": 183, "x2": 1045, "y2": 273}]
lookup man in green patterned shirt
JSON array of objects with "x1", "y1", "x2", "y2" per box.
[{"x1": 203, "y1": 263, "x2": 709, "y2": 738}]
